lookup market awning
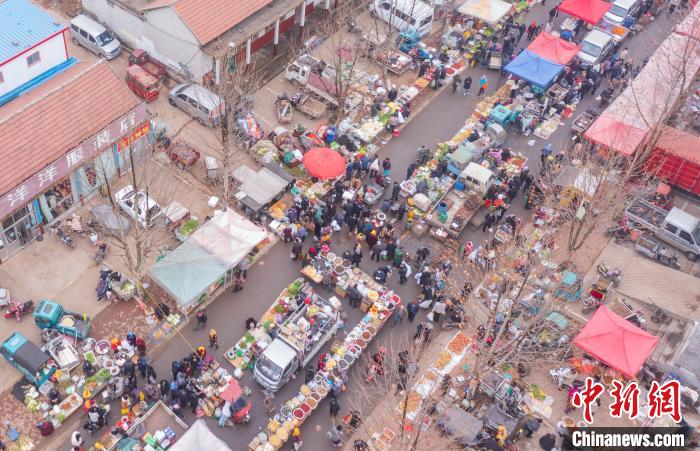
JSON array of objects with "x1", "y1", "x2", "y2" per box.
[
  {"x1": 457, "y1": 0, "x2": 512, "y2": 24},
  {"x1": 574, "y1": 305, "x2": 658, "y2": 378},
  {"x1": 303, "y1": 147, "x2": 346, "y2": 180},
  {"x1": 149, "y1": 209, "x2": 266, "y2": 310},
  {"x1": 557, "y1": 0, "x2": 611, "y2": 24},
  {"x1": 503, "y1": 50, "x2": 564, "y2": 89},
  {"x1": 232, "y1": 166, "x2": 289, "y2": 211},
  {"x1": 170, "y1": 420, "x2": 231, "y2": 451},
  {"x1": 583, "y1": 112, "x2": 647, "y2": 156},
  {"x1": 584, "y1": 32, "x2": 700, "y2": 156},
  {"x1": 527, "y1": 32, "x2": 580, "y2": 65},
  {"x1": 221, "y1": 380, "x2": 243, "y2": 404}
]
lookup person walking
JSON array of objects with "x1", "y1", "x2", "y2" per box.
[
  {"x1": 483, "y1": 210, "x2": 496, "y2": 232},
  {"x1": 406, "y1": 162, "x2": 416, "y2": 180},
  {"x1": 398, "y1": 261, "x2": 408, "y2": 284},
  {"x1": 327, "y1": 425, "x2": 344, "y2": 447},
  {"x1": 238, "y1": 259, "x2": 248, "y2": 279},
  {"x1": 209, "y1": 329, "x2": 219, "y2": 349},
  {"x1": 548, "y1": 6, "x2": 558, "y2": 23},
  {"x1": 293, "y1": 427, "x2": 303, "y2": 451},
  {"x1": 526, "y1": 21, "x2": 537, "y2": 40},
  {"x1": 463, "y1": 76, "x2": 472, "y2": 95},
  {"x1": 329, "y1": 397, "x2": 341, "y2": 419},
  {"x1": 431, "y1": 300, "x2": 446, "y2": 323},
  {"x1": 452, "y1": 73, "x2": 462, "y2": 93},
  {"x1": 477, "y1": 75, "x2": 488, "y2": 96},
  {"x1": 391, "y1": 305, "x2": 406, "y2": 326},
  {"x1": 407, "y1": 301, "x2": 419, "y2": 322},
  {"x1": 391, "y1": 181, "x2": 400, "y2": 201},
  {"x1": 194, "y1": 309, "x2": 207, "y2": 330}
]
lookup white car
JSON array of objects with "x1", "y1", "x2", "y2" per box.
[{"x1": 114, "y1": 185, "x2": 162, "y2": 228}]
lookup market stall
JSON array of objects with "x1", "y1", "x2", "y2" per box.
[
  {"x1": 503, "y1": 50, "x2": 564, "y2": 89},
  {"x1": 527, "y1": 32, "x2": 580, "y2": 65},
  {"x1": 302, "y1": 147, "x2": 346, "y2": 180},
  {"x1": 573, "y1": 305, "x2": 658, "y2": 378},
  {"x1": 457, "y1": 0, "x2": 513, "y2": 24},
  {"x1": 231, "y1": 165, "x2": 291, "y2": 216},
  {"x1": 106, "y1": 401, "x2": 188, "y2": 451},
  {"x1": 170, "y1": 419, "x2": 231, "y2": 451},
  {"x1": 249, "y1": 289, "x2": 401, "y2": 450},
  {"x1": 149, "y1": 209, "x2": 267, "y2": 315},
  {"x1": 556, "y1": 0, "x2": 611, "y2": 24}
]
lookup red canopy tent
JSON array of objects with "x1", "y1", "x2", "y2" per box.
[
  {"x1": 527, "y1": 32, "x2": 580, "y2": 65},
  {"x1": 303, "y1": 147, "x2": 346, "y2": 180},
  {"x1": 583, "y1": 112, "x2": 647, "y2": 156},
  {"x1": 573, "y1": 306, "x2": 658, "y2": 378},
  {"x1": 557, "y1": 0, "x2": 611, "y2": 24}
]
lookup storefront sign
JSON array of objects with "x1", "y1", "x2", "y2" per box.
[
  {"x1": 118, "y1": 121, "x2": 151, "y2": 152},
  {"x1": 0, "y1": 103, "x2": 148, "y2": 219}
]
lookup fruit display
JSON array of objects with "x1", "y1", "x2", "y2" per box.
[
  {"x1": 447, "y1": 332, "x2": 472, "y2": 355},
  {"x1": 403, "y1": 390, "x2": 421, "y2": 413},
  {"x1": 433, "y1": 350, "x2": 453, "y2": 370}
]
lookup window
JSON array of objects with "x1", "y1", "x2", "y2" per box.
[
  {"x1": 0, "y1": 72, "x2": 3, "y2": 84},
  {"x1": 379, "y1": 1, "x2": 390, "y2": 9},
  {"x1": 679, "y1": 230, "x2": 694, "y2": 244},
  {"x1": 419, "y1": 15, "x2": 432, "y2": 27},
  {"x1": 88, "y1": 35, "x2": 95, "y2": 43},
  {"x1": 80, "y1": 29, "x2": 88, "y2": 39},
  {"x1": 26, "y1": 52, "x2": 41, "y2": 67},
  {"x1": 187, "y1": 97, "x2": 199, "y2": 108},
  {"x1": 664, "y1": 223, "x2": 678, "y2": 234}
]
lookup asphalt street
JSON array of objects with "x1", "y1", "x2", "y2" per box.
[{"x1": 74, "y1": 4, "x2": 678, "y2": 449}]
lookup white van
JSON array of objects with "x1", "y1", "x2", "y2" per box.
[
  {"x1": 576, "y1": 28, "x2": 614, "y2": 67},
  {"x1": 168, "y1": 83, "x2": 224, "y2": 126},
  {"x1": 604, "y1": 0, "x2": 641, "y2": 26},
  {"x1": 370, "y1": 0, "x2": 434, "y2": 37},
  {"x1": 69, "y1": 15, "x2": 121, "y2": 60}
]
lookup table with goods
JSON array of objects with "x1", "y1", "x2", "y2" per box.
[
  {"x1": 248, "y1": 289, "x2": 401, "y2": 450},
  {"x1": 301, "y1": 252, "x2": 385, "y2": 311}
]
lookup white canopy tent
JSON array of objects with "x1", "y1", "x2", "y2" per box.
[
  {"x1": 458, "y1": 0, "x2": 512, "y2": 24},
  {"x1": 149, "y1": 209, "x2": 266, "y2": 313},
  {"x1": 170, "y1": 420, "x2": 231, "y2": 451}
]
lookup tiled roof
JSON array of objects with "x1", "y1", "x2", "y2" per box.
[
  {"x1": 144, "y1": 0, "x2": 274, "y2": 45},
  {"x1": 0, "y1": 0, "x2": 66, "y2": 64},
  {"x1": 0, "y1": 61, "x2": 139, "y2": 196}
]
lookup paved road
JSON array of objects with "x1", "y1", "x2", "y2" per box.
[{"x1": 74, "y1": 5, "x2": 678, "y2": 450}]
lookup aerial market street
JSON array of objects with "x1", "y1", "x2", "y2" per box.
[{"x1": 0, "y1": 0, "x2": 697, "y2": 450}]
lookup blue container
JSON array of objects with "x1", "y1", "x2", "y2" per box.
[
  {"x1": 454, "y1": 181, "x2": 465, "y2": 191},
  {"x1": 437, "y1": 201, "x2": 448, "y2": 214},
  {"x1": 325, "y1": 126, "x2": 337, "y2": 144}
]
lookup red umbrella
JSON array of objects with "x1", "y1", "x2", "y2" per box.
[{"x1": 303, "y1": 147, "x2": 346, "y2": 180}]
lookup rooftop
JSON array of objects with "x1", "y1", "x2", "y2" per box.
[
  {"x1": 142, "y1": 0, "x2": 276, "y2": 45},
  {"x1": 202, "y1": 0, "x2": 301, "y2": 57},
  {"x1": 0, "y1": 0, "x2": 66, "y2": 64},
  {"x1": 0, "y1": 60, "x2": 139, "y2": 196}
]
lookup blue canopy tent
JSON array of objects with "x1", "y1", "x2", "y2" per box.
[{"x1": 503, "y1": 50, "x2": 564, "y2": 89}]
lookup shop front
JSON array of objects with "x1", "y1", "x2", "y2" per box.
[{"x1": 0, "y1": 103, "x2": 149, "y2": 261}]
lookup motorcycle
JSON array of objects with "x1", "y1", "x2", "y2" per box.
[
  {"x1": 52, "y1": 224, "x2": 75, "y2": 248},
  {"x1": 597, "y1": 262, "x2": 622, "y2": 286},
  {"x1": 415, "y1": 146, "x2": 431, "y2": 165},
  {"x1": 443, "y1": 304, "x2": 466, "y2": 330},
  {"x1": 4, "y1": 299, "x2": 34, "y2": 321},
  {"x1": 94, "y1": 242, "x2": 108, "y2": 264},
  {"x1": 346, "y1": 18, "x2": 360, "y2": 34},
  {"x1": 101, "y1": 377, "x2": 125, "y2": 402}
]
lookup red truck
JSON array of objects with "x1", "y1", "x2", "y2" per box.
[
  {"x1": 128, "y1": 49, "x2": 166, "y2": 80},
  {"x1": 643, "y1": 127, "x2": 700, "y2": 196}
]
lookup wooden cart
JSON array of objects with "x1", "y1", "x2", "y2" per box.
[{"x1": 168, "y1": 140, "x2": 201, "y2": 169}]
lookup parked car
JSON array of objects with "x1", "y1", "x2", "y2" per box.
[
  {"x1": 114, "y1": 185, "x2": 162, "y2": 228},
  {"x1": 370, "y1": 0, "x2": 434, "y2": 37},
  {"x1": 604, "y1": 0, "x2": 641, "y2": 26},
  {"x1": 69, "y1": 14, "x2": 121, "y2": 60},
  {"x1": 576, "y1": 28, "x2": 614, "y2": 67},
  {"x1": 168, "y1": 83, "x2": 224, "y2": 126}
]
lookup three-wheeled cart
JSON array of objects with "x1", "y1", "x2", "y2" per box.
[
  {"x1": 204, "y1": 156, "x2": 220, "y2": 183},
  {"x1": 488, "y1": 52, "x2": 502, "y2": 70},
  {"x1": 571, "y1": 111, "x2": 595, "y2": 134},
  {"x1": 296, "y1": 93, "x2": 326, "y2": 119},
  {"x1": 363, "y1": 183, "x2": 384, "y2": 205},
  {"x1": 546, "y1": 83, "x2": 568, "y2": 102}
]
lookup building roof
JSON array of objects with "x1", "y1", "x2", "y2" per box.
[
  {"x1": 0, "y1": 0, "x2": 66, "y2": 64},
  {"x1": 143, "y1": 0, "x2": 275, "y2": 45},
  {"x1": 0, "y1": 60, "x2": 139, "y2": 196}
]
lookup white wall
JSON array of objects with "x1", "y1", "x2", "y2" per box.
[
  {"x1": 0, "y1": 32, "x2": 68, "y2": 96},
  {"x1": 82, "y1": 0, "x2": 212, "y2": 81}
]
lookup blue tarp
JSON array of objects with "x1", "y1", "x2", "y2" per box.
[{"x1": 503, "y1": 50, "x2": 564, "y2": 89}]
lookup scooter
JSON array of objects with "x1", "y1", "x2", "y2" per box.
[
  {"x1": 52, "y1": 225, "x2": 75, "y2": 248},
  {"x1": 4, "y1": 299, "x2": 34, "y2": 321},
  {"x1": 597, "y1": 262, "x2": 622, "y2": 286}
]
